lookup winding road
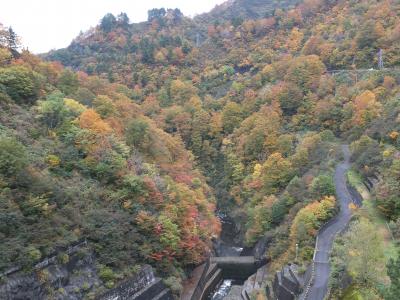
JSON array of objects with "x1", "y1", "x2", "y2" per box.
[{"x1": 305, "y1": 145, "x2": 356, "y2": 300}]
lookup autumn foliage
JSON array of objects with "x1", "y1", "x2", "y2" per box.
[{"x1": 1, "y1": 0, "x2": 400, "y2": 296}]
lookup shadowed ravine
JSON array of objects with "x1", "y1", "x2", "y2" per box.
[{"x1": 209, "y1": 212, "x2": 244, "y2": 299}]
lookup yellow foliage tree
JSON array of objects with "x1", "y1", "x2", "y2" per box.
[
  {"x1": 78, "y1": 109, "x2": 112, "y2": 134},
  {"x1": 261, "y1": 152, "x2": 293, "y2": 194},
  {"x1": 64, "y1": 98, "x2": 87, "y2": 115},
  {"x1": 289, "y1": 196, "x2": 336, "y2": 260},
  {"x1": 352, "y1": 90, "x2": 382, "y2": 126}
]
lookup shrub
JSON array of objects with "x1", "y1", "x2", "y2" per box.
[
  {"x1": 37, "y1": 269, "x2": 50, "y2": 284},
  {"x1": 46, "y1": 155, "x2": 61, "y2": 168},
  {"x1": 163, "y1": 276, "x2": 183, "y2": 296},
  {"x1": 98, "y1": 265, "x2": 116, "y2": 282},
  {"x1": 20, "y1": 246, "x2": 42, "y2": 268},
  {"x1": 57, "y1": 253, "x2": 69, "y2": 264},
  {"x1": 82, "y1": 282, "x2": 90, "y2": 291},
  {"x1": 0, "y1": 48, "x2": 12, "y2": 66}
]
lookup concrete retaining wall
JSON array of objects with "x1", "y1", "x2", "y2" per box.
[
  {"x1": 0, "y1": 239, "x2": 88, "y2": 278},
  {"x1": 97, "y1": 265, "x2": 173, "y2": 300}
]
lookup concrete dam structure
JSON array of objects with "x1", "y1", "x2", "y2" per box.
[{"x1": 189, "y1": 256, "x2": 268, "y2": 300}]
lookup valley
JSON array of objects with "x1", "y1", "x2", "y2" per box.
[{"x1": 1, "y1": 0, "x2": 400, "y2": 299}]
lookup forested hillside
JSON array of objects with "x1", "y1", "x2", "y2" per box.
[
  {"x1": 0, "y1": 24, "x2": 220, "y2": 295},
  {"x1": 2, "y1": 0, "x2": 400, "y2": 298}
]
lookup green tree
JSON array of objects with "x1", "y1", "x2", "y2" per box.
[
  {"x1": 0, "y1": 66, "x2": 36, "y2": 104},
  {"x1": 90, "y1": 151, "x2": 126, "y2": 183},
  {"x1": 117, "y1": 12, "x2": 130, "y2": 28},
  {"x1": 285, "y1": 55, "x2": 326, "y2": 93},
  {"x1": 311, "y1": 174, "x2": 335, "y2": 197},
  {"x1": 57, "y1": 69, "x2": 78, "y2": 95},
  {"x1": 126, "y1": 119, "x2": 150, "y2": 149},
  {"x1": 222, "y1": 102, "x2": 244, "y2": 134},
  {"x1": 169, "y1": 80, "x2": 197, "y2": 105},
  {"x1": 93, "y1": 95, "x2": 116, "y2": 118},
  {"x1": 225, "y1": 152, "x2": 245, "y2": 185},
  {"x1": 386, "y1": 249, "x2": 400, "y2": 299},
  {"x1": 342, "y1": 218, "x2": 385, "y2": 286},
  {"x1": 73, "y1": 87, "x2": 96, "y2": 106},
  {"x1": 271, "y1": 198, "x2": 288, "y2": 225},
  {"x1": 120, "y1": 175, "x2": 146, "y2": 197},
  {"x1": 0, "y1": 136, "x2": 27, "y2": 177},
  {"x1": 139, "y1": 38, "x2": 155, "y2": 64},
  {"x1": 276, "y1": 82, "x2": 303, "y2": 115},
  {"x1": 376, "y1": 159, "x2": 400, "y2": 220},
  {"x1": 158, "y1": 215, "x2": 180, "y2": 251},
  {"x1": 356, "y1": 21, "x2": 380, "y2": 49},
  {"x1": 190, "y1": 109, "x2": 209, "y2": 156},
  {"x1": 350, "y1": 136, "x2": 381, "y2": 176},
  {"x1": 246, "y1": 195, "x2": 280, "y2": 244},
  {"x1": 262, "y1": 152, "x2": 293, "y2": 194},
  {"x1": 6, "y1": 27, "x2": 20, "y2": 55},
  {"x1": 37, "y1": 92, "x2": 69, "y2": 129},
  {"x1": 100, "y1": 13, "x2": 117, "y2": 32},
  {"x1": 148, "y1": 8, "x2": 166, "y2": 22}
]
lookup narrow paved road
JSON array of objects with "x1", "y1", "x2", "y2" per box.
[{"x1": 306, "y1": 145, "x2": 355, "y2": 300}]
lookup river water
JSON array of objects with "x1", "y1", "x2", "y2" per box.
[{"x1": 210, "y1": 280, "x2": 234, "y2": 300}]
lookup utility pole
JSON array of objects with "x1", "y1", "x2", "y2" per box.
[
  {"x1": 295, "y1": 243, "x2": 299, "y2": 262},
  {"x1": 378, "y1": 49, "x2": 384, "y2": 70}
]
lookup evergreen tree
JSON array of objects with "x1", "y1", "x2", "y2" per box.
[
  {"x1": 117, "y1": 12, "x2": 130, "y2": 29},
  {"x1": 148, "y1": 8, "x2": 166, "y2": 22},
  {"x1": 100, "y1": 13, "x2": 117, "y2": 32},
  {"x1": 386, "y1": 250, "x2": 400, "y2": 299},
  {"x1": 6, "y1": 27, "x2": 20, "y2": 57}
]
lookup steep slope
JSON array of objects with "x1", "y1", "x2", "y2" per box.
[
  {"x1": 0, "y1": 44, "x2": 220, "y2": 297},
  {"x1": 43, "y1": 0, "x2": 400, "y2": 257}
]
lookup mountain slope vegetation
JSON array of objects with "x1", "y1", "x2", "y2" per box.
[
  {"x1": 1, "y1": 0, "x2": 400, "y2": 298},
  {"x1": 0, "y1": 27, "x2": 220, "y2": 294}
]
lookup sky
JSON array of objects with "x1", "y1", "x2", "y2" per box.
[{"x1": 0, "y1": 0, "x2": 226, "y2": 54}]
